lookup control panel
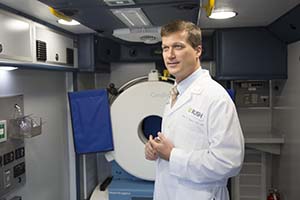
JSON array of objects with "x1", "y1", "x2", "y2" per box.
[
  {"x1": 0, "y1": 123, "x2": 26, "y2": 197},
  {"x1": 0, "y1": 95, "x2": 26, "y2": 198},
  {"x1": 234, "y1": 81, "x2": 270, "y2": 107}
]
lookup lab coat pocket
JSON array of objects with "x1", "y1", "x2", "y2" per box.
[
  {"x1": 180, "y1": 112, "x2": 205, "y2": 131},
  {"x1": 175, "y1": 114, "x2": 207, "y2": 150}
]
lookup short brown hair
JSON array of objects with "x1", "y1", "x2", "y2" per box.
[{"x1": 161, "y1": 20, "x2": 202, "y2": 48}]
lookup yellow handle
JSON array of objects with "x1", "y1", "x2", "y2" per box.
[
  {"x1": 204, "y1": 0, "x2": 215, "y2": 17},
  {"x1": 161, "y1": 69, "x2": 170, "y2": 81},
  {"x1": 49, "y1": 7, "x2": 72, "y2": 22}
]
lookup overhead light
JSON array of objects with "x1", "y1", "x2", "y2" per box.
[
  {"x1": 104, "y1": 0, "x2": 135, "y2": 6},
  {"x1": 57, "y1": 19, "x2": 80, "y2": 26},
  {"x1": 49, "y1": 7, "x2": 80, "y2": 26},
  {"x1": 111, "y1": 8, "x2": 151, "y2": 27},
  {"x1": 208, "y1": 11, "x2": 237, "y2": 19},
  {"x1": 5, "y1": 19, "x2": 30, "y2": 31},
  {"x1": 0, "y1": 66, "x2": 18, "y2": 71}
]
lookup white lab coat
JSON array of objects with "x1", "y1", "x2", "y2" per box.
[{"x1": 153, "y1": 70, "x2": 244, "y2": 200}]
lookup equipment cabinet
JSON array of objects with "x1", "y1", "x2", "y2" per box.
[{"x1": 215, "y1": 28, "x2": 287, "y2": 80}]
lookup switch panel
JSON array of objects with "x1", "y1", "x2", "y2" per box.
[
  {"x1": 15, "y1": 148, "x2": 25, "y2": 160},
  {"x1": 4, "y1": 152, "x2": 14, "y2": 166},
  {"x1": 0, "y1": 120, "x2": 7, "y2": 143}
]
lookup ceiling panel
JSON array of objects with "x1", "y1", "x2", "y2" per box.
[
  {"x1": 144, "y1": 5, "x2": 199, "y2": 26},
  {"x1": 1, "y1": 0, "x2": 300, "y2": 39},
  {"x1": 42, "y1": 0, "x2": 201, "y2": 34}
]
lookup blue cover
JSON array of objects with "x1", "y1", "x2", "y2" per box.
[
  {"x1": 68, "y1": 89, "x2": 114, "y2": 154},
  {"x1": 226, "y1": 89, "x2": 235, "y2": 101}
]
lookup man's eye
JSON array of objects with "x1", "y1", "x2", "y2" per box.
[
  {"x1": 162, "y1": 47, "x2": 169, "y2": 51},
  {"x1": 174, "y1": 45, "x2": 183, "y2": 49}
]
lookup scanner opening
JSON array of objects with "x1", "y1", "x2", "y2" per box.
[{"x1": 138, "y1": 115, "x2": 162, "y2": 144}]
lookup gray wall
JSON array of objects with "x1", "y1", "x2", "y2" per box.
[
  {"x1": 96, "y1": 62, "x2": 156, "y2": 88},
  {"x1": 272, "y1": 40, "x2": 300, "y2": 200},
  {"x1": 0, "y1": 69, "x2": 71, "y2": 200}
]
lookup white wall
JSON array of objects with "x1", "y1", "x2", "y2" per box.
[
  {"x1": 0, "y1": 69, "x2": 71, "y2": 200},
  {"x1": 272, "y1": 41, "x2": 300, "y2": 200}
]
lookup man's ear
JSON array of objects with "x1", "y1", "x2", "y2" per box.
[{"x1": 195, "y1": 45, "x2": 202, "y2": 58}]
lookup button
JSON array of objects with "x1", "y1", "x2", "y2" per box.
[
  {"x1": 15, "y1": 147, "x2": 25, "y2": 160},
  {"x1": 4, "y1": 170, "x2": 11, "y2": 188},
  {"x1": 4, "y1": 151, "x2": 14, "y2": 165}
]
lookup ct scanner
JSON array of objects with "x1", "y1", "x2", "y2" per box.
[{"x1": 91, "y1": 70, "x2": 173, "y2": 200}]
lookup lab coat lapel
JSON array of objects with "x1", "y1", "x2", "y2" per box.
[
  {"x1": 165, "y1": 70, "x2": 211, "y2": 116},
  {"x1": 169, "y1": 90, "x2": 192, "y2": 114}
]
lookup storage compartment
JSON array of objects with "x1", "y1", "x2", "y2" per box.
[
  {"x1": 8, "y1": 116, "x2": 42, "y2": 139},
  {"x1": 7, "y1": 104, "x2": 42, "y2": 139},
  {"x1": 0, "y1": 9, "x2": 32, "y2": 62}
]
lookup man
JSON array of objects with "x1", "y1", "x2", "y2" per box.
[{"x1": 145, "y1": 20, "x2": 244, "y2": 200}]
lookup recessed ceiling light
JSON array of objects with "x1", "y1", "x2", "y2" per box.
[
  {"x1": 209, "y1": 11, "x2": 237, "y2": 19},
  {"x1": 104, "y1": 0, "x2": 135, "y2": 6},
  {"x1": 57, "y1": 19, "x2": 80, "y2": 26},
  {"x1": 0, "y1": 66, "x2": 18, "y2": 71}
]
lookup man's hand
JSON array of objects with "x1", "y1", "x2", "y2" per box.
[
  {"x1": 150, "y1": 132, "x2": 174, "y2": 161},
  {"x1": 145, "y1": 135, "x2": 158, "y2": 160}
]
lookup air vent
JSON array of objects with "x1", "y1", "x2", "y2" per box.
[
  {"x1": 36, "y1": 40, "x2": 47, "y2": 62},
  {"x1": 111, "y1": 8, "x2": 151, "y2": 27},
  {"x1": 66, "y1": 48, "x2": 74, "y2": 65}
]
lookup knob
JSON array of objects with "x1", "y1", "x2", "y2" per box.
[{"x1": 55, "y1": 53, "x2": 59, "y2": 61}]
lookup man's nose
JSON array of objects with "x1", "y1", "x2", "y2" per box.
[{"x1": 166, "y1": 48, "x2": 175, "y2": 59}]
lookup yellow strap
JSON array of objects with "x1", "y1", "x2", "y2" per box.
[{"x1": 49, "y1": 7, "x2": 72, "y2": 22}]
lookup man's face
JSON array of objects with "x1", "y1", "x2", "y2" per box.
[{"x1": 161, "y1": 30, "x2": 202, "y2": 83}]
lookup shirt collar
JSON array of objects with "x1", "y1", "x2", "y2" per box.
[{"x1": 175, "y1": 67, "x2": 203, "y2": 96}]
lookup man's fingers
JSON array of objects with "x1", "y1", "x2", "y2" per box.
[
  {"x1": 149, "y1": 139, "x2": 157, "y2": 147},
  {"x1": 145, "y1": 143, "x2": 157, "y2": 160},
  {"x1": 149, "y1": 135, "x2": 153, "y2": 140},
  {"x1": 157, "y1": 132, "x2": 165, "y2": 140}
]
